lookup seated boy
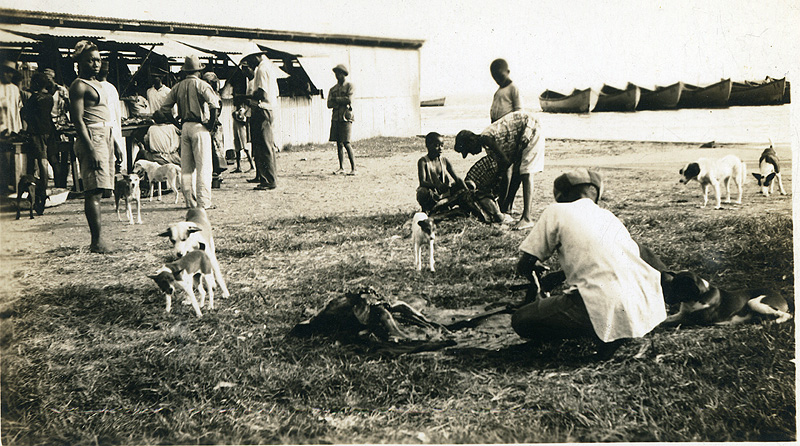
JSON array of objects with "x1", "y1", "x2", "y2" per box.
[
  {"x1": 513, "y1": 168, "x2": 666, "y2": 352},
  {"x1": 416, "y1": 132, "x2": 466, "y2": 213}
]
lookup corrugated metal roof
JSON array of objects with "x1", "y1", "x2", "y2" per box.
[
  {"x1": 0, "y1": 8, "x2": 425, "y2": 49},
  {"x1": 0, "y1": 28, "x2": 38, "y2": 44}
]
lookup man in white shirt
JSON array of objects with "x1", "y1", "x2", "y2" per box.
[
  {"x1": 242, "y1": 53, "x2": 279, "y2": 190},
  {"x1": 98, "y1": 61, "x2": 124, "y2": 172},
  {"x1": 514, "y1": 168, "x2": 666, "y2": 352},
  {"x1": 146, "y1": 74, "x2": 171, "y2": 114}
]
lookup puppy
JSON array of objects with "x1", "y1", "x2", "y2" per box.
[
  {"x1": 15, "y1": 174, "x2": 46, "y2": 220},
  {"x1": 133, "y1": 159, "x2": 181, "y2": 204},
  {"x1": 159, "y1": 208, "x2": 230, "y2": 298},
  {"x1": 752, "y1": 141, "x2": 787, "y2": 196},
  {"x1": 149, "y1": 250, "x2": 216, "y2": 318},
  {"x1": 114, "y1": 173, "x2": 142, "y2": 225},
  {"x1": 679, "y1": 155, "x2": 745, "y2": 209},
  {"x1": 660, "y1": 270, "x2": 792, "y2": 327},
  {"x1": 412, "y1": 212, "x2": 435, "y2": 272}
]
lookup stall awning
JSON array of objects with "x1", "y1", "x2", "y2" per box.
[
  {"x1": 0, "y1": 28, "x2": 39, "y2": 45},
  {"x1": 296, "y1": 56, "x2": 334, "y2": 93}
]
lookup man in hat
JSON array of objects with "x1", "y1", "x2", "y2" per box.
[
  {"x1": 69, "y1": 40, "x2": 122, "y2": 253},
  {"x1": 159, "y1": 55, "x2": 220, "y2": 208},
  {"x1": 513, "y1": 168, "x2": 666, "y2": 353},
  {"x1": 241, "y1": 52, "x2": 278, "y2": 190},
  {"x1": 454, "y1": 110, "x2": 544, "y2": 230},
  {"x1": 327, "y1": 64, "x2": 356, "y2": 175},
  {"x1": 0, "y1": 59, "x2": 23, "y2": 137}
]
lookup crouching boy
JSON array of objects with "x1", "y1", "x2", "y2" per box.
[
  {"x1": 416, "y1": 132, "x2": 466, "y2": 213},
  {"x1": 513, "y1": 168, "x2": 666, "y2": 352}
]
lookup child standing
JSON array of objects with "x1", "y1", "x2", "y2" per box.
[
  {"x1": 416, "y1": 132, "x2": 466, "y2": 213},
  {"x1": 489, "y1": 58, "x2": 522, "y2": 123}
]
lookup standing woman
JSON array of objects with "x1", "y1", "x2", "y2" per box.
[{"x1": 327, "y1": 64, "x2": 356, "y2": 175}]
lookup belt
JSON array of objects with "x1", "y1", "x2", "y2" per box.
[
  {"x1": 182, "y1": 119, "x2": 202, "y2": 124},
  {"x1": 86, "y1": 122, "x2": 113, "y2": 128}
]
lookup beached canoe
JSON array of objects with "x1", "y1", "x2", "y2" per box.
[
  {"x1": 420, "y1": 97, "x2": 446, "y2": 107},
  {"x1": 539, "y1": 88, "x2": 599, "y2": 113},
  {"x1": 729, "y1": 77, "x2": 786, "y2": 106},
  {"x1": 636, "y1": 82, "x2": 684, "y2": 110},
  {"x1": 594, "y1": 83, "x2": 641, "y2": 112},
  {"x1": 677, "y1": 79, "x2": 732, "y2": 108}
]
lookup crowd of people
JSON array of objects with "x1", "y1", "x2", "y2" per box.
[{"x1": 1, "y1": 47, "x2": 672, "y2": 353}]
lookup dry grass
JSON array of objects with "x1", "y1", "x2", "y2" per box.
[{"x1": 0, "y1": 137, "x2": 794, "y2": 444}]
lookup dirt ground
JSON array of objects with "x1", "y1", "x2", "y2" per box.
[{"x1": 0, "y1": 138, "x2": 792, "y2": 262}]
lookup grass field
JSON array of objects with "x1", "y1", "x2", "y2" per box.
[{"x1": 0, "y1": 137, "x2": 795, "y2": 444}]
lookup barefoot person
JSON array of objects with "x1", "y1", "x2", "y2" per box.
[
  {"x1": 454, "y1": 110, "x2": 544, "y2": 230},
  {"x1": 416, "y1": 132, "x2": 465, "y2": 212},
  {"x1": 327, "y1": 64, "x2": 356, "y2": 175},
  {"x1": 69, "y1": 41, "x2": 122, "y2": 253},
  {"x1": 513, "y1": 169, "x2": 666, "y2": 355}
]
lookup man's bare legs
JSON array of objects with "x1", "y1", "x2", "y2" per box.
[
  {"x1": 513, "y1": 173, "x2": 535, "y2": 230},
  {"x1": 84, "y1": 189, "x2": 111, "y2": 253}
]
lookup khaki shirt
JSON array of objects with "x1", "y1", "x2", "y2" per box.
[{"x1": 160, "y1": 74, "x2": 219, "y2": 123}]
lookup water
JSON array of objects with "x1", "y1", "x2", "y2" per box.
[{"x1": 420, "y1": 93, "x2": 791, "y2": 145}]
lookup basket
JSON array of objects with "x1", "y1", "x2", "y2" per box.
[{"x1": 465, "y1": 156, "x2": 500, "y2": 191}]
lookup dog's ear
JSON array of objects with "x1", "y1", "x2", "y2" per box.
[
  {"x1": 158, "y1": 229, "x2": 172, "y2": 237},
  {"x1": 764, "y1": 172, "x2": 776, "y2": 186},
  {"x1": 752, "y1": 173, "x2": 762, "y2": 180}
]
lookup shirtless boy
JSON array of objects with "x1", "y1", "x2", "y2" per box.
[
  {"x1": 417, "y1": 132, "x2": 466, "y2": 213},
  {"x1": 69, "y1": 41, "x2": 122, "y2": 253}
]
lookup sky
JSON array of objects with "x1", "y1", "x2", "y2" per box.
[{"x1": 5, "y1": 0, "x2": 799, "y2": 98}]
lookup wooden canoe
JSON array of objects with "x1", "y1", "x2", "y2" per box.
[
  {"x1": 636, "y1": 82, "x2": 683, "y2": 110},
  {"x1": 594, "y1": 83, "x2": 641, "y2": 112},
  {"x1": 677, "y1": 79, "x2": 732, "y2": 108},
  {"x1": 539, "y1": 88, "x2": 599, "y2": 113},
  {"x1": 420, "y1": 97, "x2": 446, "y2": 107},
  {"x1": 729, "y1": 77, "x2": 786, "y2": 106}
]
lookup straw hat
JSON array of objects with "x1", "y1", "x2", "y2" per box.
[
  {"x1": 181, "y1": 55, "x2": 205, "y2": 72},
  {"x1": 332, "y1": 64, "x2": 349, "y2": 76},
  {"x1": 1, "y1": 60, "x2": 19, "y2": 74}
]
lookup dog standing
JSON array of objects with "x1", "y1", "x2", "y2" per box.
[
  {"x1": 15, "y1": 174, "x2": 46, "y2": 220},
  {"x1": 679, "y1": 155, "x2": 746, "y2": 209},
  {"x1": 149, "y1": 250, "x2": 216, "y2": 318},
  {"x1": 133, "y1": 159, "x2": 182, "y2": 204},
  {"x1": 159, "y1": 208, "x2": 230, "y2": 298},
  {"x1": 660, "y1": 270, "x2": 792, "y2": 326},
  {"x1": 412, "y1": 212, "x2": 435, "y2": 272},
  {"x1": 752, "y1": 141, "x2": 787, "y2": 196},
  {"x1": 114, "y1": 173, "x2": 142, "y2": 225}
]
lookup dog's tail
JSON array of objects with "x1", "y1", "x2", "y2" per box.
[{"x1": 768, "y1": 137, "x2": 774, "y2": 149}]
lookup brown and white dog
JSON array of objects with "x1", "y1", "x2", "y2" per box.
[
  {"x1": 412, "y1": 212, "x2": 435, "y2": 272},
  {"x1": 660, "y1": 270, "x2": 792, "y2": 327},
  {"x1": 114, "y1": 173, "x2": 142, "y2": 225},
  {"x1": 133, "y1": 159, "x2": 181, "y2": 204},
  {"x1": 752, "y1": 141, "x2": 787, "y2": 196},
  {"x1": 679, "y1": 155, "x2": 745, "y2": 209},
  {"x1": 15, "y1": 174, "x2": 46, "y2": 220},
  {"x1": 159, "y1": 208, "x2": 230, "y2": 298},
  {"x1": 149, "y1": 250, "x2": 216, "y2": 318}
]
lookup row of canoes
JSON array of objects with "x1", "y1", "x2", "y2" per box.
[{"x1": 539, "y1": 77, "x2": 790, "y2": 113}]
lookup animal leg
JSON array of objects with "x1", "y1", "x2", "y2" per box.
[
  {"x1": 171, "y1": 178, "x2": 180, "y2": 204},
  {"x1": 126, "y1": 200, "x2": 135, "y2": 225},
  {"x1": 711, "y1": 182, "x2": 722, "y2": 209},
  {"x1": 148, "y1": 183, "x2": 154, "y2": 202},
  {"x1": 723, "y1": 177, "x2": 732, "y2": 203},
  {"x1": 157, "y1": 182, "x2": 163, "y2": 201},
  {"x1": 165, "y1": 292, "x2": 173, "y2": 313},
  {"x1": 700, "y1": 184, "x2": 709, "y2": 208},
  {"x1": 179, "y1": 280, "x2": 203, "y2": 318},
  {"x1": 414, "y1": 243, "x2": 422, "y2": 271},
  {"x1": 115, "y1": 196, "x2": 123, "y2": 221},
  {"x1": 197, "y1": 278, "x2": 206, "y2": 308},
  {"x1": 747, "y1": 296, "x2": 793, "y2": 323},
  {"x1": 135, "y1": 198, "x2": 142, "y2": 224},
  {"x1": 28, "y1": 187, "x2": 35, "y2": 219},
  {"x1": 777, "y1": 174, "x2": 787, "y2": 195},
  {"x1": 15, "y1": 190, "x2": 22, "y2": 220},
  {"x1": 429, "y1": 239, "x2": 435, "y2": 272},
  {"x1": 204, "y1": 273, "x2": 216, "y2": 310},
  {"x1": 209, "y1": 251, "x2": 230, "y2": 298}
]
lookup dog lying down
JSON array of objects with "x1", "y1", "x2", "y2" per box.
[
  {"x1": 289, "y1": 288, "x2": 455, "y2": 352},
  {"x1": 660, "y1": 271, "x2": 792, "y2": 327}
]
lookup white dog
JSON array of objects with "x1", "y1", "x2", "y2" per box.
[
  {"x1": 752, "y1": 141, "x2": 787, "y2": 196},
  {"x1": 159, "y1": 208, "x2": 230, "y2": 298},
  {"x1": 133, "y1": 159, "x2": 181, "y2": 204},
  {"x1": 412, "y1": 212, "x2": 435, "y2": 272},
  {"x1": 679, "y1": 155, "x2": 745, "y2": 209},
  {"x1": 149, "y1": 250, "x2": 216, "y2": 318}
]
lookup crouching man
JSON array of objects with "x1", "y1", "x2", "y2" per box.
[{"x1": 513, "y1": 168, "x2": 666, "y2": 355}]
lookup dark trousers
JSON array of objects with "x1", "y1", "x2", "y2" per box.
[{"x1": 250, "y1": 108, "x2": 277, "y2": 187}]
